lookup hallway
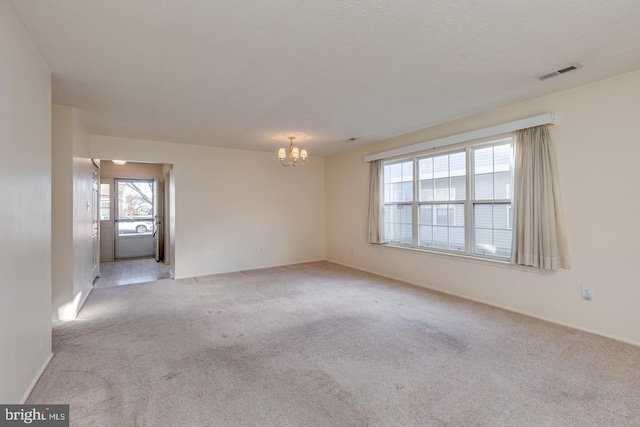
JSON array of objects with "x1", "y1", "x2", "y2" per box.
[{"x1": 95, "y1": 258, "x2": 170, "y2": 288}]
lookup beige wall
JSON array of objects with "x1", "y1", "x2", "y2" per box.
[
  {"x1": 72, "y1": 111, "x2": 95, "y2": 301},
  {"x1": 91, "y1": 136, "x2": 325, "y2": 279},
  {"x1": 100, "y1": 161, "x2": 164, "y2": 180},
  {"x1": 51, "y1": 106, "x2": 74, "y2": 320},
  {"x1": 0, "y1": 0, "x2": 52, "y2": 403},
  {"x1": 51, "y1": 105, "x2": 94, "y2": 322},
  {"x1": 326, "y1": 69, "x2": 640, "y2": 346}
]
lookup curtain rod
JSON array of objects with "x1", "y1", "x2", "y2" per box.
[{"x1": 364, "y1": 113, "x2": 555, "y2": 162}]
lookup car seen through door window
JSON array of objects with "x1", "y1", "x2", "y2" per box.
[{"x1": 118, "y1": 216, "x2": 154, "y2": 235}]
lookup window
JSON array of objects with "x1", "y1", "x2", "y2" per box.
[
  {"x1": 382, "y1": 138, "x2": 512, "y2": 259},
  {"x1": 383, "y1": 160, "x2": 413, "y2": 245},
  {"x1": 473, "y1": 143, "x2": 512, "y2": 257},
  {"x1": 417, "y1": 151, "x2": 466, "y2": 252},
  {"x1": 100, "y1": 183, "x2": 110, "y2": 220}
]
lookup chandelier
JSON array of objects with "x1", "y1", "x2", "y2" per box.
[{"x1": 278, "y1": 136, "x2": 307, "y2": 167}]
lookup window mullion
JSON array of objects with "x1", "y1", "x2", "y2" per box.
[
  {"x1": 412, "y1": 157, "x2": 418, "y2": 247},
  {"x1": 465, "y1": 147, "x2": 473, "y2": 255}
]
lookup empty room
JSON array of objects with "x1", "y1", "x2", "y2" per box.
[{"x1": 2, "y1": 1, "x2": 640, "y2": 425}]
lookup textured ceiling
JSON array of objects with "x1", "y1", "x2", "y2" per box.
[{"x1": 9, "y1": 0, "x2": 640, "y2": 156}]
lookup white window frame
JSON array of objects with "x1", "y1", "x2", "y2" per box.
[{"x1": 382, "y1": 137, "x2": 513, "y2": 261}]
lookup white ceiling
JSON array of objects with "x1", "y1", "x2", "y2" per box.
[{"x1": 9, "y1": 0, "x2": 640, "y2": 156}]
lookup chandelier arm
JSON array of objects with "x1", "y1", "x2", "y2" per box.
[{"x1": 277, "y1": 135, "x2": 307, "y2": 167}]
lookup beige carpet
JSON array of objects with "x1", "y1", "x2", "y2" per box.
[{"x1": 29, "y1": 261, "x2": 640, "y2": 426}]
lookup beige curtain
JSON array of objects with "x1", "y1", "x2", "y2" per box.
[
  {"x1": 368, "y1": 160, "x2": 384, "y2": 244},
  {"x1": 512, "y1": 125, "x2": 570, "y2": 269}
]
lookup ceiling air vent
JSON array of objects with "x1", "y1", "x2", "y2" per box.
[{"x1": 537, "y1": 63, "x2": 583, "y2": 81}]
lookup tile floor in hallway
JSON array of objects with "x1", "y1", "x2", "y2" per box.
[{"x1": 95, "y1": 258, "x2": 171, "y2": 288}]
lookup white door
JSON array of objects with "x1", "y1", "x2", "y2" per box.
[
  {"x1": 163, "y1": 172, "x2": 171, "y2": 266},
  {"x1": 153, "y1": 177, "x2": 164, "y2": 262},
  {"x1": 114, "y1": 179, "x2": 155, "y2": 259}
]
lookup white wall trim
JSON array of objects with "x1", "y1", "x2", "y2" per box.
[
  {"x1": 74, "y1": 288, "x2": 92, "y2": 319},
  {"x1": 19, "y1": 353, "x2": 53, "y2": 404},
  {"x1": 189, "y1": 258, "x2": 326, "y2": 280},
  {"x1": 364, "y1": 113, "x2": 555, "y2": 162},
  {"x1": 52, "y1": 287, "x2": 93, "y2": 323},
  {"x1": 326, "y1": 258, "x2": 640, "y2": 348}
]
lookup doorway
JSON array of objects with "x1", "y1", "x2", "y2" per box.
[{"x1": 97, "y1": 161, "x2": 174, "y2": 286}]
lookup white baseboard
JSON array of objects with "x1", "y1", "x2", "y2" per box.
[
  {"x1": 184, "y1": 258, "x2": 326, "y2": 280},
  {"x1": 52, "y1": 287, "x2": 93, "y2": 324},
  {"x1": 74, "y1": 287, "x2": 92, "y2": 318},
  {"x1": 326, "y1": 258, "x2": 640, "y2": 348},
  {"x1": 20, "y1": 352, "x2": 53, "y2": 404}
]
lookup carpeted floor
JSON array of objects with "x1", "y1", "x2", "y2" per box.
[{"x1": 29, "y1": 261, "x2": 640, "y2": 426}]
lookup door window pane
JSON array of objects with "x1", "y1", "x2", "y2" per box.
[{"x1": 116, "y1": 180, "x2": 154, "y2": 236}]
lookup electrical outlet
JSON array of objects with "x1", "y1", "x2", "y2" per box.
[
  {"x1": 350, "y1": 247, "x2": 355, "y2": 254},
  {"x1": 259, "y1": 246, "x2": 264, "y2": 254},
  {"x1": 581, "y1": 285, "x2": 594, "y2": 302}
]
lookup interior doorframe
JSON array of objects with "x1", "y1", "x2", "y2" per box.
[
  {"x1": 97, "y1": 161, "x2": 175, "y2": 275},
  {"x1": 99, "y1": 176, "x2": 115, "y2": 262},
  {"x1": 92, "y1": 159, "x2": 101, "y2": 279}
]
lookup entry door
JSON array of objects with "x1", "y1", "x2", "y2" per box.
[
  {"x1": 153, "y1": 177, "x2": 164, "y2": 262},
  {"x1": 114, "y1": 179, "x2": 155, "y2": 259}
]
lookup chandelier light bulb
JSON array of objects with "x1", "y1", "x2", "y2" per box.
[{"x1": 277, "y1": 136, "x2": 308, "y2": 167}]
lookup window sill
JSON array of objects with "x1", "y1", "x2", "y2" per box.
[{"x1": 378, "y1": 243, "x2": 549, "y2": 274}]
